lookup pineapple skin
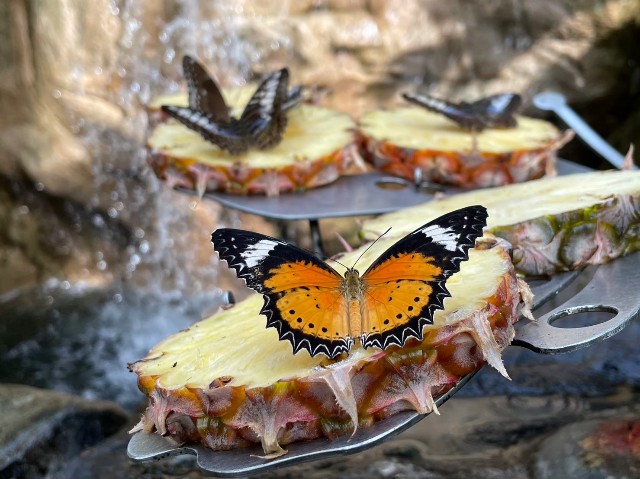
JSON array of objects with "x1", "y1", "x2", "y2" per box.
[
  {"x1": 493, "y1": 193, "x2": 640, "y2": 275},
  {"x1": 147, "y1": 144, "x2": 356, "y2": 197},
  {"x1": 129, "y1": 239, "x2": 528, "y2": 457},
  {"x1": 357, "y1": 131, "x2": 573, "y2": 188},
  {"x1": 362, "y1": 171, "x2": 640, "y2": 276},
  {"x1": 359, "y1": 133, "x2": 555, "y2": 187}
]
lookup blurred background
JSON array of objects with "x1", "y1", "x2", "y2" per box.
[{"x1": 1, "y1": 1, "x2": 639, "y2": 477}]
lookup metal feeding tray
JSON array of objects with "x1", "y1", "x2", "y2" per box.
[
  {"x1": 193, "y1": 160, "x2": 589, "y2": 256},
  {"x1": 129, "y1": 92, "x2": 638, "y2": 475},
  {"x1": 128, "y1": 254, "x2": 640, "y2": 476},
  {"x1": 202, "y1": 160, "x2": 588, "y2": 221}
]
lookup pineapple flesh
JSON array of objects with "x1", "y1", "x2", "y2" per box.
[
  {"x1": 130, "y1": 236, "x2": 529, "y2": 457},
  {"x1": 147, "y1": 90, "x2": 358, "y2": 197},
  {"x1": 358, "y1": 107, "x2": 572, "y2": 187},
  {"x1": 363, "y1": 170, "x2": 640, "y2": 276}
]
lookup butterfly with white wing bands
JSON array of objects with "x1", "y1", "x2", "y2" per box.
[
  {"x1": 162, "y1": 55, "x2": 302, "y2": 155},
  {"x1": 402, "y1": 92, "x2": 522, "y2": 132}
]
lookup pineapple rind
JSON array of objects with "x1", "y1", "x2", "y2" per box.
[
  {"x1": 362, "y1": 170, "x2": 640, "y2": 275},
  {"x1": 358, "y1": 107, "x2": 568, "y2": 187},
  {"x1": 130, "y1": 239, "x2": 525, "y2": 455}
]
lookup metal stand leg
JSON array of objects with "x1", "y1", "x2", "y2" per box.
[
  {"x1": 276, "y1": 220, "x2": 293, "y2": 244},
  {"x1": 309, "y1": 219, "x2": 324, "y2": 258}
]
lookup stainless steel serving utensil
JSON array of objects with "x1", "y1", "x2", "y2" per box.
[
  {"x1": 532, "y1": 91, "x2": 634, "y2": 170},
  {"x1": 128, "y1": 251, "x2": 640, "y2": 477}
]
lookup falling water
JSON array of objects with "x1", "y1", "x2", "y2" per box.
[{"x1": 0, "y1": 1, "x2": 298, "y2": 408}]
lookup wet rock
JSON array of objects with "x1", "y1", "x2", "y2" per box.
[
  {"x1": 0, "y1": 383, "x2": 128, "y2": 479},
  {"x1": 50, "y1": 429, "x2": 203, "y2": 479},
  {"x1": 0, "y1": 286, "x2": 234, "y2": 410},
  {"x1": 535, "y1": 417, "x2": 640, "y2": 479},
  {"x1": 58, "y1": 391, "x2": 639, "y2": 479}
]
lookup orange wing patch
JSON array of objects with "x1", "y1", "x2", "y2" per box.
[
  {"x1": 264, "y1": 260, "x2": 342, "y2": 292},
  {"x1": 362, "y1": 280, "x2": 434, "y2": 334},
  {"x1": 363, "y1": 253, "x2": 442, "y2": 285},
  {"x1": 276, "y1": 288, "x2": 349, "y2": 341},
  {"x1": 360, "y1": 253, "x2": 444, "y2": 349}
]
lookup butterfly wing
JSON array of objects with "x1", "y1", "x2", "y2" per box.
[
  {"x1": 238, "y1": 68, "x2": 290, "y2": 150},
  {"x1": 211, "y1": 229, "x2": 353, "y2": 358},
  {"x1": 283, "y1": 84, "x2": 303, "y2": 111},
  {"x1": 161, "y1": 105, "x2": 249, "y2": 155},
  {"x1": 182, "y1": 55, "x2": 231, "y2": 123},
  {"x1": 468, "y1": 93, "x2": 522, "y2": 128},
  {"x1": 359, "y1": 205, "x2": 488, "y2": 350},
  {"x1": 402, "y1": 92, "x2": 485, "y2": 131}
]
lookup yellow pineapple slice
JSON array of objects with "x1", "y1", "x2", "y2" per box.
[
  {"x1": 130, "y1": 235, "x2": 529, "y2": 456},
  {"x1": 147, "y1": 89, "x2": 358, "y2": 196},
  {"x1": 362, "y1": 170, "x2": 640, "y2": 275},
  {"x1": 358, "y1": 107, "x2": 572, "y2": 187}
]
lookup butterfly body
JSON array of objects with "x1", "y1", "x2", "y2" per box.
[
  {"x1": 162, "y1": 55, "x2": 301, "y2": 155},
  {"x1": 339, "y1": 268, "x2": 366, "y2": 339},
  {"x1": 212, "y1": 205, "x2": 488, "y2": 358},
  {"x1": 402, "y1": 92, "x2": 522, "y2": 132}
]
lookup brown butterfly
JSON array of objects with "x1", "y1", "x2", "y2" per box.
[
  {"x1": 162, "y1": 55, "x2": 302, "y2": 155},
  {"x1": 403, "y1": 92, "x2": 522, "y2": 132}
]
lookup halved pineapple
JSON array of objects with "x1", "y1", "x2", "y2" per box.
[
  {"x1": 147, "y1": 90, "x2": 359, "y2": 196},
  {"x1": 358, "y1": 107, "x2": 572, "y2": 187},
  {"x1": 363, "y1": 170, "x2": 640, "y2": 276},
  {"x1": 129, "y1": 236, "x2": 529, "y2": 457}
]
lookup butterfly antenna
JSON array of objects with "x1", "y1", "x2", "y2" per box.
[{"x1": 350, "y1": 227, "x2": 392, "y2": 270}]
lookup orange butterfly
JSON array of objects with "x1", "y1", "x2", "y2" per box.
[{"x1": 211, "y1": 205, "x2": 487, "y2": 358}]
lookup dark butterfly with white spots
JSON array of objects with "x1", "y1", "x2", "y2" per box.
[
  {"x1": 212, "y1": 205, "x2": 487, "y2": 359},
  {"x1": 161, "y1": 55, "x2": 302, "y2": 155},
  {"x1": 402, "y1": 92, "x2": 522, "y2": 132}
]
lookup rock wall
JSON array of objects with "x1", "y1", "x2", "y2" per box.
[{"x1": 0, "y1": 0, "x2": 639, "y2": 297}]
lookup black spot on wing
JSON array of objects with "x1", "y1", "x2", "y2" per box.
[
  {"x1": 361, "y1": 280, "x2": 449, "y2": 350},
  {"x1": 259, "y1": 292, "x2": 352, "y2": 359}
]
